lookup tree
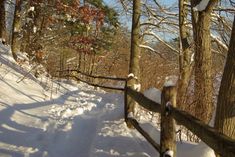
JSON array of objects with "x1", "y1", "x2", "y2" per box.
[
  {"x1": 177, "y1": 0, "x2": 193, "y2": 110},
  {"x1": 0, "y1": 0, "x2": 7, "y2": 43},
  {"x1": 126, "y1": 0, "x2": 141, "y2": 127},
  {"x1": 11, "y1": 0, "x2": 23, "y2": 60},
  {"x1": 214, "y1": 15, "x2": 235, "y2": 157},
  {"x1": 191, "y1": 0, "x2": 219, "y2": 123}
]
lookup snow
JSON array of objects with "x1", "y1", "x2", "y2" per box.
[
  {"x1": 28, "y1": 6, "x2": 35, "y2": 12},
  {"x1": 138, "y1": 122, "x2": 215, "y2": 157},
  {"x1": 128, "y1": 73, "x2": 138, "y2": 79},
  {"x1": 164, "y1": 149, "x2": 174, "y2": 157},
  {"x1": 191, "y1": 53, "x2": 194, "y2": 63},
  {"x1": 0, "y1": 43, "x2": 215, "y2": 156},
  {"x1": 144, "y1": 87, "x2": 161, "y2": 104},
  {"x1": 128, "y1": 73, "x2": 134, "y2": 78},
  {"x1": 133, "y1": 83, "x2": 141, "y2": 91},
  {"x1": 128, "y1": 112, "x2": 134, "y2": 118},
  {"x1": 33, "y1": 26, "x2": 37, "y2": 33},
  {"x1": 164, "y1": 76, "x2": 178, "y2": 87},
  {"x1": 193, "y1": 0, "x2": 210, "y2": 12}
]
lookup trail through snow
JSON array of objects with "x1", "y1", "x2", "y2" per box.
[
  {"x1": 0, "y1": 43, "x2": 215, "y2": 157},
  {"x1": 0, "y1": 44, "x2": 157, "y2": 157}
]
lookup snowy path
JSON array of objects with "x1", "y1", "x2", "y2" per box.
[
  {"x1": 39, "y1": 84, "x2": 158, "y2": 157},
  {"x1": 0, "y1": 81, "x2": 158, "y2": 157},
  {"x1": 0, "y1": 57, "x2": 157, "y2": 157}
]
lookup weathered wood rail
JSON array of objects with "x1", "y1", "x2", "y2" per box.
[
  {"x1": 55, "y1": 69, "x2": 126, "y2": 91},
  {"x1": 56, "y1": 69, "x2": 235, "y2": 157}
]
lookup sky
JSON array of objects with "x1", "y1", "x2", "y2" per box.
[{"x1": 103, "y1": 0, "x2": 178, "y2": 28}]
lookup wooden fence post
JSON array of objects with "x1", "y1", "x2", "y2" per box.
[{"x1": 160, "y1": 86, "x2": 176, "y2": 157}]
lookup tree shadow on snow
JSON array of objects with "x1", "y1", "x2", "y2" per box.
[
  {"x1": 0, "y1": 89, "x2": 80, "y2": 156},
  {"x1": 0, "y1": 84, "x2": 159, "y2": 157}
]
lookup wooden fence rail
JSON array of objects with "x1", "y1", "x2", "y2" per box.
[
  {"x1": 54, "y1": 69, "x2": 126, "y2": 91},
  {"x1": 126, "y1": 87, "x2": 235, "y2": 157},
  {"x1": 128, "y1": 118, "x2": 161, "y2": 152},
  {"x1": 56, "y1": 69, "x2": 126, "y2": 81}
]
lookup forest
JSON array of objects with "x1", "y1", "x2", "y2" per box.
[{"x1": 0, "y1": 0, "x2": 235, "y2": 157}]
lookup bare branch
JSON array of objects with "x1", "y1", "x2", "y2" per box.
[
  {"x1": 139, "y1": 44, "x2": 165, "y2": 58},
  {"x1": 143, "y1": 32, "x2": 179, "y2": 55},
  {"x1": 211, "y1": 34, "x2": 229, "y2": 52}
]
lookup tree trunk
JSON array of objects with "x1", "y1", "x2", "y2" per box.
[
  {"x1": 214, "y1": 16, "x2": 235, "y2": 157},
  {"x1": 160, "y1": 86, "x2": 177, "y2": 157},
  {"x1": 191, "y1": 0, "x2": 218, "y2": 123},
  {"x1": 126, "y1": 0, "x2": 141, "y2": 127},
  {"x1": 0, "y1": 0, "x2": 7, "y2": 43},
  {"x1": 11, "y1": 0, "x2": 23, "y2": 60},
  {"x1": 21, "y1": 2, "x2": 42, "y2": 60},
  {"x1": 177, "y1": 0, "x2": 193, "y2": 111}
]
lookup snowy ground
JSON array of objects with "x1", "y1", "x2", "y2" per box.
[{"x1": 0, "y1": 43, "x2": 215, "y2": 157}]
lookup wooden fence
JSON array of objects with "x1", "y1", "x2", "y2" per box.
[
  {"x1": 126, "y1": 87, "x2": 235, "y2": 157},
  {"x1": 56, "y1": 69, "x2": 235, "y2": 157},
  {"x1": 55, "y1": 69, "x2": 126, "y2": 91}
]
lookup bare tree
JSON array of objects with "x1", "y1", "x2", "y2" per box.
[
  {"x1": 214, "y1": 15, "x2": 235, "y2": 157},
  {"x1": 191, "y1": 0, "x2": 219, "y2": 123},
  {"x1": 0, "y1": 0, "x2": 7, "y2": 43},
  {"x1": 177, "y1": 0, "x2": 193, "y2": 110},
  {"x1": 11, "y1": 0, "x2": 23, "y2": 60},
  {"x1": 126, "y1": 0, "x2": 141, "y2": 127}
]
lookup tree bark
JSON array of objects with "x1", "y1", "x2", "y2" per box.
[
  {"x1": 191, "y1": 0, "x2": 218, "y2": 123},
  {"x1": 0, "y1": 0, "x2": 7, "y2": 43},
  {"x1": 160, "y1": 86, "x2": 176, "y2": 157},
  {"x1": 214, "y1": 16, "x2": 235, "y2": 157},
  {"x1": 177, "y1": 0, "x2": 193, "y2": 111},
  {"x1": 11, "y1": 0, "x2": 23, "y2": 60},
  {"x1": 126, "y1": 0, "x2": 141, "y2": 127}
]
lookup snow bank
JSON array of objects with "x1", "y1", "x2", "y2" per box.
[{"x1": 140, "y1": 122, "x2": 215, "y2": 157}]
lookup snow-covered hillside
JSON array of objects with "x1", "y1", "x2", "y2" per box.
[{"x1": 0, "y1": 43, "x2": 215, "y2": 157}]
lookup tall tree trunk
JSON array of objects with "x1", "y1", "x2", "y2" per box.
[
  {"x1": 214, "y1": 16, "x2": 235, "y2": 157},
  {"x1": 191, "y1": 0, "x2": 218, "y2": 123},
  {"x1": 177, "y1": 0, "x2": 193, "y2": 111},
  {"x1": 126, "y1": 0, "x2": 141, "y2": 127},
  {"x1": 11, "y1": 0, "x2": 23, "y2": 60},
  {"x1": 0, "y1": 0, "x2": 7, "y2": 43}
]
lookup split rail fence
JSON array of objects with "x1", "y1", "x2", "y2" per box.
[{"x1": 55, "y1": 69, "x2": 235, "y2": 157}]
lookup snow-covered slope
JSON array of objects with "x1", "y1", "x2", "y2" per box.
[
  {"x1": 0, "y1": 43, "x2": 215, "y2": 157},
  {"x1": 0, "y1": 44, "x2": 157, "y2": 157}
]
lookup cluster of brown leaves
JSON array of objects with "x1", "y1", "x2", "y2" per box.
[
  {"x1": 69, "y1": 36, "x2": 95, "y2": 54},
  {"x1": 78, "y1": 5, "x2": 105, "y2": 26}
]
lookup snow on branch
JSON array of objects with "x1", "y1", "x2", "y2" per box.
[
  {"x1": 211, "y1": 34, "x2": 228, "y2": 52},
  {"x1": 143, "y1": 32, "x2": 179, "y2": 55},
  {"x1": 193, "y1": 0, "x2": 210, "y2": 12},
  {"x1": 28, "y1": 6, "x2": 35, "y2": 12},
  {"x1": 139, "y1": 44, "x2": 165, "y2": 58}
]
